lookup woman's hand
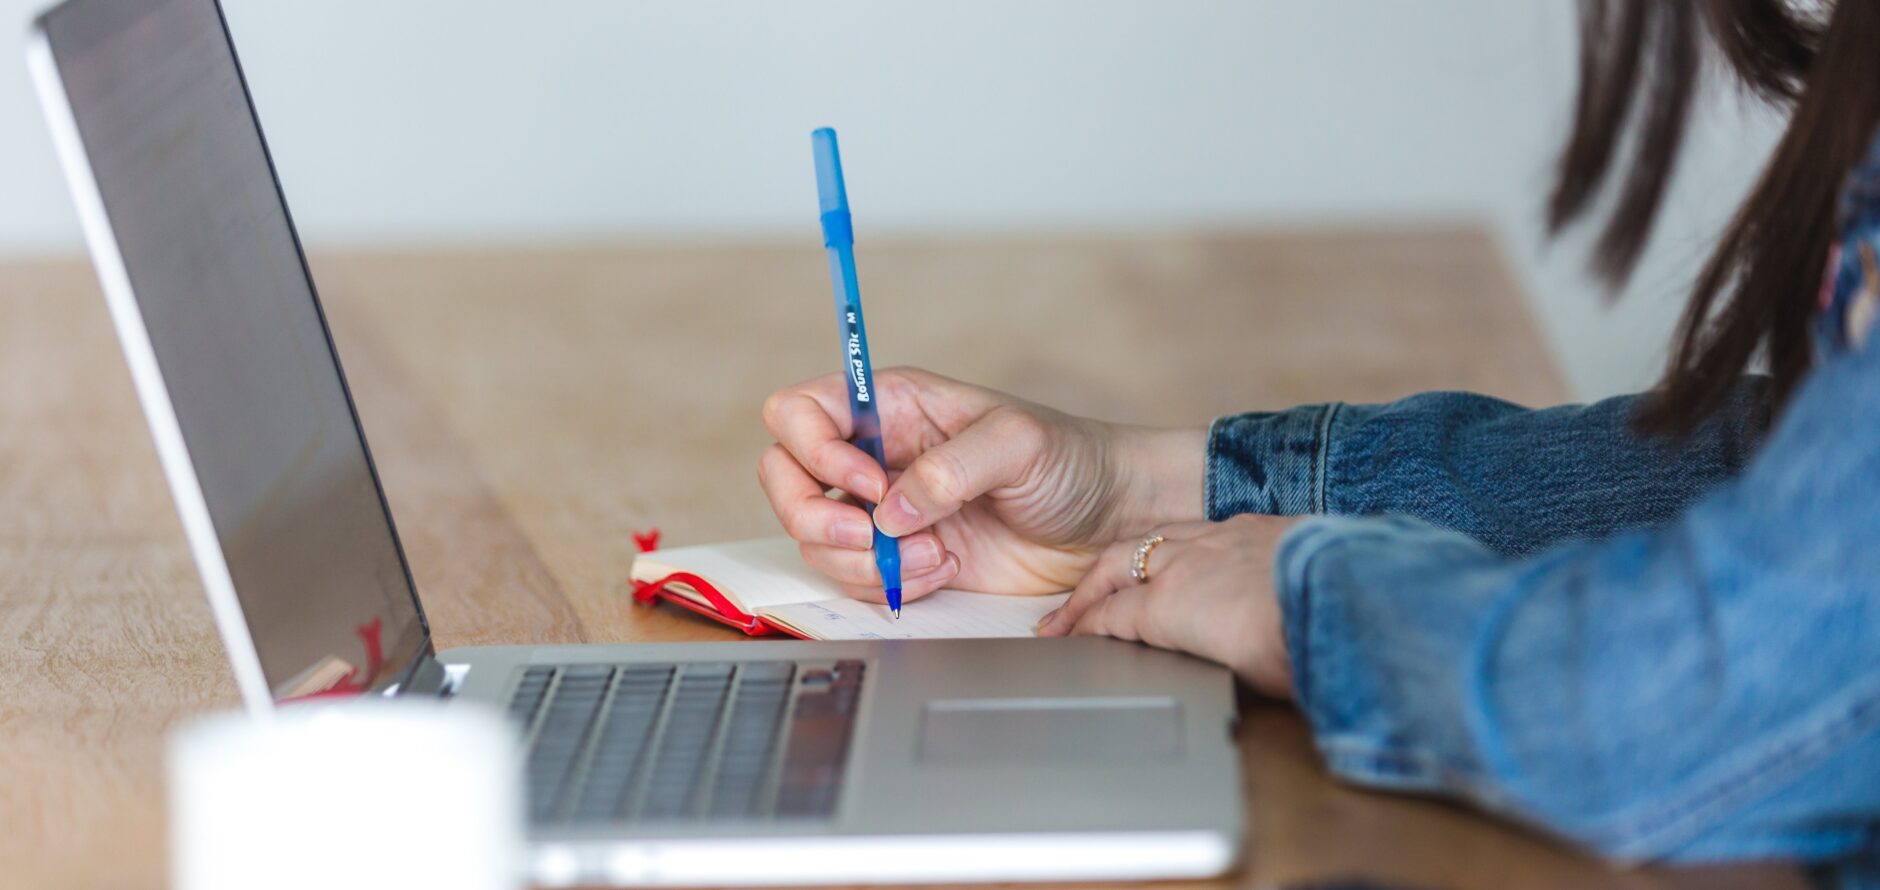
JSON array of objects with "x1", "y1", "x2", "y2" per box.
[
  {"x1": 1037, "y1": 514, "x2": 1304, "y2": 698},
  {"x1": 758, "y1": 367, "x2": 1204, "y2": 603}
]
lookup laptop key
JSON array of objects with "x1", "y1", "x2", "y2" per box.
[
  {"x1": 774, "y1": 689, "x2": 861, "y2": 817},
  {"x1": 740, "y1": 661, "x2": 796, "y2": 683},
  {"x1": 512, "y1": 660, "x2": 858, "y2": 825}
]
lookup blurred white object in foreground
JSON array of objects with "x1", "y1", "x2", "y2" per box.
[{"x1": 168, "y1": 700, "x2": 523, "y2": 890}]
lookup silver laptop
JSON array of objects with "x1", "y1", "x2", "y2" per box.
[{"x1": 27, "y1": 0, "x2": 1242, "y2": 884}]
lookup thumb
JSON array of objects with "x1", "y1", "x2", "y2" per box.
[{"x1": 873, "y1": 407, "x2": 1045, "y2": 537}]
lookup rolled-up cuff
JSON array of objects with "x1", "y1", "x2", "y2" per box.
[
  {"x1": 1273, "y1": 514, "x2": 1497, "y2": 793},
  {"x1": 1206, "y1": 404, "x2": 1340, "y2": 519},
  {"x1": 1274, "y1": 516, "x2": 1366, "y2": 764}
]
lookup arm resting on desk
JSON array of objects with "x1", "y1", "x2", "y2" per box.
[
  {"x1": 1269, "y1": 346, "x2": 1880, "y2": 876},
  {"x1": 1207, "y1": 379, "x2": 1768, "y2": 556}
]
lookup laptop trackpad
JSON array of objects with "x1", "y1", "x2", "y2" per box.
[{"x1": 917, "y1": 697, "x2": 1183, "y2": 764}]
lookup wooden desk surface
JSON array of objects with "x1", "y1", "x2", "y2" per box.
[{"x1": 0, "y1": 230, "x2": 1801, "y2": 889}]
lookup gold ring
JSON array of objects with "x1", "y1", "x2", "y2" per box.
[{"x1": 1131, "y1": 534, "x2": 1166, "y2": 584}]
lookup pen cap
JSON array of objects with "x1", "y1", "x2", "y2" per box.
[
  {"x1": 812, "y1": 128, "x2": 855, "y2": 247},
  {"x1": 811, "y1": 127, "x2": 849, "y2": 215}
]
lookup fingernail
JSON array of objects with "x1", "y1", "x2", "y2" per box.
[
  {"x1": 876, "y1": 493, "x2": 920, "y2": 536},
  {"x1": 832, "y1": 519, "x2": 873, "y2": 549},
  {"x1": 848, "y1": 472, "x2": 884, "y2": 503},
  {"x1": 902, "y1": 537, "x2": 942, "y2": 569},
  {"x1": 905, "y1": 552, "x2": 957, "y2": 585},
  {"x1": 1035, "y1": 609, "x2": 1060, "y2": 635}
]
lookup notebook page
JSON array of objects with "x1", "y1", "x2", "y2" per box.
[
  {"x1": 630, "y1": 537, "x2": 842, "y2": 613},
  {"x1": 757, "y1": 590, "x2": 1070, "y2": 640}
]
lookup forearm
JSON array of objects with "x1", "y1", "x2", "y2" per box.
[
  {"x1": 1280, "y1": 515, "x2": 1880, "y2": 865},
  {"x1": 1272, "y1": 347, "x2": 1880, "y2": 866},
  {"x1": 1210, "y1": 379, "x2": 1769, "y2": 556}
]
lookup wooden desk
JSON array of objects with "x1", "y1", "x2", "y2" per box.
[{"x1": 0, "y1": 231, "x2": 1801, "y2": 889}]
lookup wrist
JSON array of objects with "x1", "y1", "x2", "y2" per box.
[
  {"x1": 1108, "y1": 424, "x2": 1207, "y2": 537},
  {"x1": 1238, "y1": 609, "x2": 1296, "y2": 700}
]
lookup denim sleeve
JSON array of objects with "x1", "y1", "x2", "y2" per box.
[
  {"x1": 1208, "y1": 381, "x2": 1768, "y2": 556},
  {"x1": 1269, "y1": 340, "x2": 1880, "y2": 873}
]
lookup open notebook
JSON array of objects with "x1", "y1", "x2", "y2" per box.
[{"x1": 629, "y1": 537, "x2": 1066, "y2": 640}]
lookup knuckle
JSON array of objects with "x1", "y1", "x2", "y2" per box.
[
  {"x1": 1165, "y1": 562, "x2": 1197, "y2": 587},
  {"x1": 760, "y1": 390, "x2": 790, "y2": 428},
  {"x1": 778, "y1": 508, "x2": 815, "y2": 541},
  {"x1": 880, "y1": 365, "x2": 926, "y2": 394},
  {"x1": 773, "y1": 504, "x2": 826, "y2": 541},
  {"x1": 988, "y1": 405, "x2": 1049, "y2": 453},
  {"x1": 804, "y1": 546, "x2": 861, "y2": 584},
  {"x1": 1069, "y1": 610, "x2": 1099, "y2": 636},
  {"x1": 809, "y1": 439, "x2": 851, "y2": 477},
  {"x1": 912, "y1": 450, "x2": 968, "y2": 503},
  {"x1": 800, "y1": 543, "x2": 841, "y2": 577},
  {"x1": 890, "y1": 365, "x2": 935, "y2": 387},
  {"x1": 1149, "y1": 547, "x2": 1187, "y2": 580},
  {"x1": 757, "y1": 445, "x2": 790, "y2": 490},
  {"x1": 848, "y1": 558, "x2": 882, "y2": 586}
]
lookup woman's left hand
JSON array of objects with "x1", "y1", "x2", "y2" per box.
[{"x1": 1035, "y1": 514, "x2": 1305, "y2": 698}]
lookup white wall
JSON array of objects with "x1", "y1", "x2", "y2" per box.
[{"x1": 0, "y1": 0, "x2": 1788, "y2": 399}]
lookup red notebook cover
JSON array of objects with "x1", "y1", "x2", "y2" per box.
[{"x1": 627, "y1": 530, "x2": 809, "y2": 639}]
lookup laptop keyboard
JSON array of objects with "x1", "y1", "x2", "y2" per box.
[{"x1": 508, "y1": 659, "x2": 864, "y2": 825}]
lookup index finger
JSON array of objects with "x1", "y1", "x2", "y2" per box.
[
  {"x1": 761, "y1": 376, "x2": 887, "y2": 503},
  {"x1": 1068, "y1": 583, "x2": 1162, "y2": 646},
  {"x1": 1037, "y1": 536, "x2": 1138, "y2": 637},
  {"x1": 1040, "y1": 523, "x2": 1209, "y2": 636}
]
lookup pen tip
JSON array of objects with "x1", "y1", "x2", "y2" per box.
[{"x1": 891, "y1": 608, "x2": 900, "y2": 619}]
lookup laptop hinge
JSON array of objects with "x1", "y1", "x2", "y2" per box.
[{"x1": 394, "y1": 650, "x2": 455, "y2": 699}]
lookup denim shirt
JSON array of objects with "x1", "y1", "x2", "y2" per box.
[{"x1": 1207, "y1": 141, "x2": 1880, "y2": 886}]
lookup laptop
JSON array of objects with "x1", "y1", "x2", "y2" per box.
[{"x1": 26, "y1": 0, "x2": 1242, "y2": 885}]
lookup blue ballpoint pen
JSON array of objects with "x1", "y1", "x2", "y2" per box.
[{"x1": 811, "y1": 128, "x2": 903, "y2": 617}]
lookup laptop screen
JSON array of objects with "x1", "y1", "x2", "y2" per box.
[{"x1": 36, "y1": 0, "x2": 428, "y2": 701}]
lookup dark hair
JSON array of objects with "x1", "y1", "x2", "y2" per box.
[{"x1": 1551, "y1": 0, "x2": 1880, "y2": 435}]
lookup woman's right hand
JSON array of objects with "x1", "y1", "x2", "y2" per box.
[{"x1": 758, "y1": 367, "x2": 1204, "y2": 603}]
